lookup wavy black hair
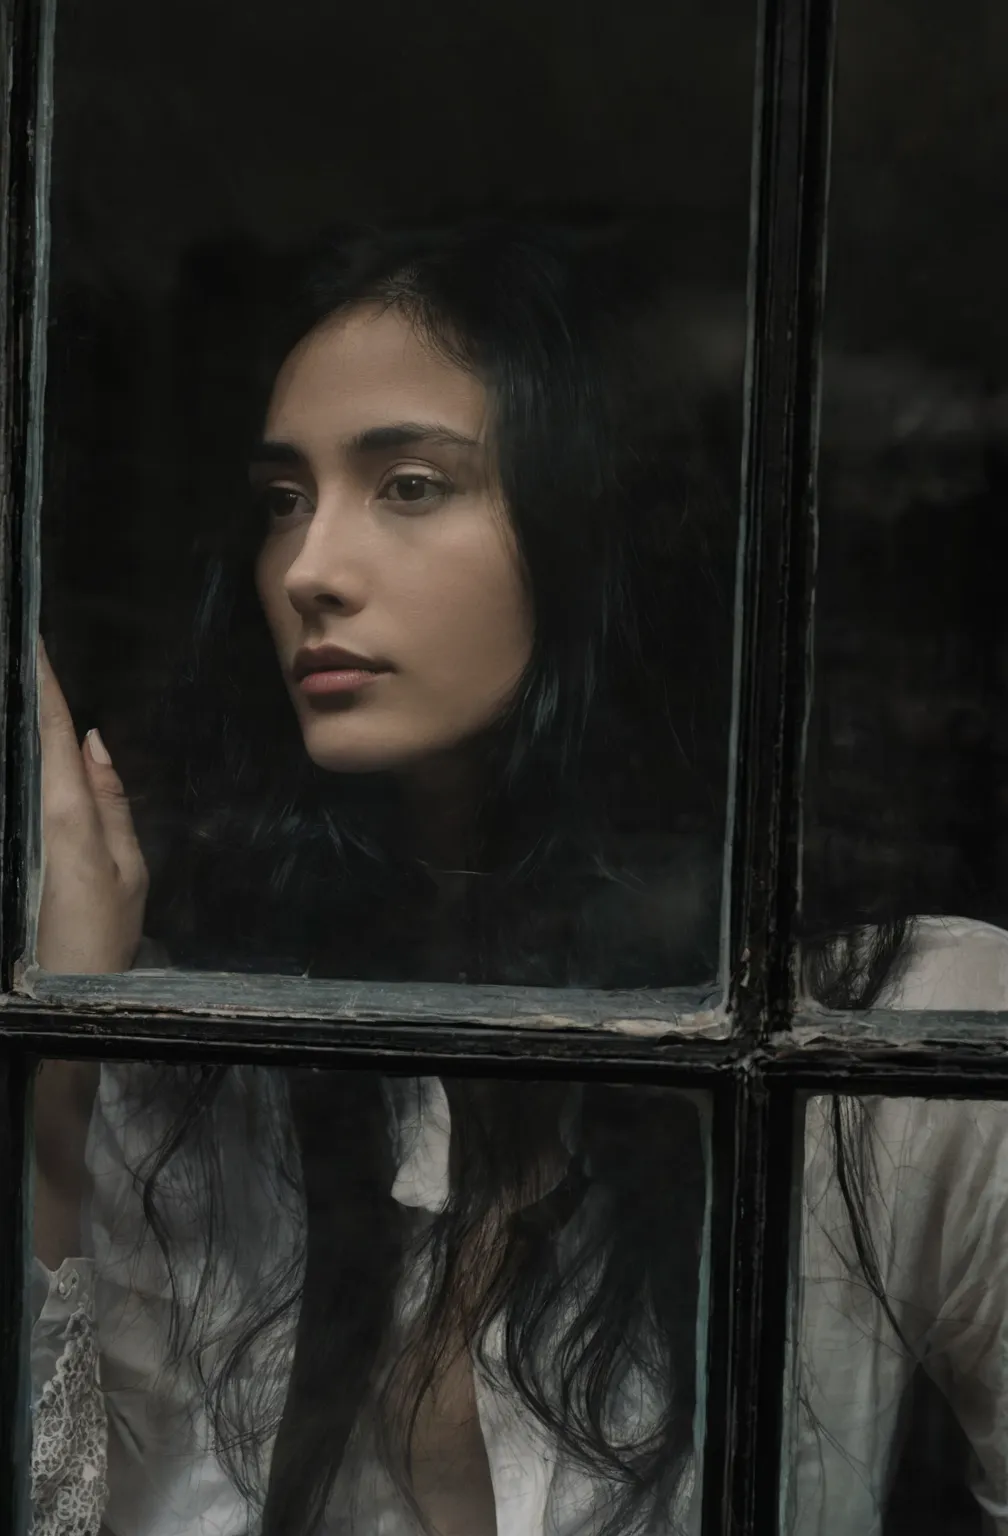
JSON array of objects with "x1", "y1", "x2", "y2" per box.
[{"x1": 126, "y1": 218, "x2": 911, "y2": 1536}]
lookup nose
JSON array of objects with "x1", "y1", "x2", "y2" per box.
[{"x1": 281, "y1": 494, "x2": 369, "y2": 618}]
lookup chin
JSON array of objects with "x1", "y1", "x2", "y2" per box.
[
  {"x1": 305, "y1": 742, "x2": 409, "y2": 775},
  {"x1": 301, "y1": 723, "x2": 426, "y2": 776}
]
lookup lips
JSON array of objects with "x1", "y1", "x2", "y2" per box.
[{"x1": 292, "y1": 645, "x2": 387, "y2": 682}]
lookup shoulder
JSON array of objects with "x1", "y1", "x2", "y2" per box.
[
  {"x1": 880, "y1": 915, "x2": 1008, "y2": 1010},
  {"x1": 871, "y1": 915, "x2": 1008, "y2": 1216},
  {"x1": 807, "y1": 916, "x2": 1008, "y2": 1239},
  {"x1": 813, "y1": 916, "x2": 1008, "y2": 1191}
]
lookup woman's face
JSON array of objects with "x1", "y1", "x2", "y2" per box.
[{"x1": 253, "y1": 304, "x2": 533, "y2": 775}]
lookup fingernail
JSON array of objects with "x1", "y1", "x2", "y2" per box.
[{"x1": 86, "y1": 728, "x2": 111, "y2": 765}]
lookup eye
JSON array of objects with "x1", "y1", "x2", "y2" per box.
[
  {"x1": 255, "y1": 485, "x2": 312, "y2": 522},
  {"x1": 378, "y1": 470, "x2": 451, "y2": 508}
]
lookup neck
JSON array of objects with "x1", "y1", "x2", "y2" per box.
[{"x1": 400, "y1": 749, "x2": 483, "y2": 876}]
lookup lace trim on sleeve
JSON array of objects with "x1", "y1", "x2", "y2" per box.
[{"x1": 31, "y1": 1305, "x2": 109, "y2": 1536}]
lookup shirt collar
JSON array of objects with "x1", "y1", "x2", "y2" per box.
[
  {"x1": 386, "y1": 1076, "x2": 583, "y2": 1215},
  {"x1": 388, "y1": 1076, "x2": 453, "y2": 1212}
]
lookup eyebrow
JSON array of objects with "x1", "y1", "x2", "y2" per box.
[{"x1": 249, "y1": 421, "x2": 484, "y2": 473}]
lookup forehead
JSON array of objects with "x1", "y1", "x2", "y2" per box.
[{"x1": 266, "y1": 303, "x2": 489, "y2": 443}]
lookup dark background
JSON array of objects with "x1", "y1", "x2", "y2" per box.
[
  {"x1": 41, "y1": 0, "x2": 755, "y2": 941},
  {"x1": 804, "y1": 0, "x2": 1008, "y2": 934}
]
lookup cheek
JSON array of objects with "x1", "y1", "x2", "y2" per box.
[{"x1": 415, "y1": 529, "x2": 533, "y2": 682}]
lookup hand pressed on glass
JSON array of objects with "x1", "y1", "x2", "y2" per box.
[
  {"x1": 36, "y1": 641, "x2": 148, "y2": 975},
  {"x1": 33, "y1": 644, "x2": 145, "y2": 1267}
]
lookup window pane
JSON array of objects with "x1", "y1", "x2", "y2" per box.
[
  {"x1": 783, "y1": 1094, "x2": 1008, "y2": 1535},
  {"x1": 802, "y1": 0, "x2": 1008, "y2": 998},
  {"x1": 25, "y1": 1061, "x2": 711, "y2": 1534},
  {"x1": 31, "y1": 0, "x2": 755, "y2": 995}
]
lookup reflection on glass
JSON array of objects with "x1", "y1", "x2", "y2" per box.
[
  {"x1": 784, "y1": 1094, "x2": 1008, "y2": 1535},
  {"x1": 38, "y1": 0, "x2": 754, "y2": 991},
  {"x1": 27, "y1": 1063, "x2": 710, "y2": 1535},
  {"x1": 803, "y1": 0, "x2": 1008, "y2": 948}
]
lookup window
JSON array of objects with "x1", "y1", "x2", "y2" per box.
[{"x1": 2, "y1": 0, "x2": 1007, "y2": 1533}]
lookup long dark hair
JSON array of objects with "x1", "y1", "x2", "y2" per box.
[
  {"x1": 144, "y1": 216, "x2": 733, "y2": 985},
  {"x1": 128, "y1": 219, "x2": 910, "y2": 1536}
]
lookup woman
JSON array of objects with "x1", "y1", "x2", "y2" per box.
[{"x1": 32, "y1": 220, "x2": 1008, "y2": 1536}]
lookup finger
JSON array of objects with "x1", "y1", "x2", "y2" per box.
[
  {"x1": 38, "y1": 640, "x2": 94, "y2": 816},
  {"x1": 82, "y1": 730, "x2": 147, "y2": 887},
  {"x1": 38, "y1": 639, "x2": 75, "y2": 740}
]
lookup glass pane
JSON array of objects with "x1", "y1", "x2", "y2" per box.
[
  {"x1": 25, "y1": 1061, "x2": 711, "y2": 1534},
  {"x1": 783, "y1": 1094, "x2": 1008, "y2": 1535},
  {"x1": 802, "y1": 0, "x2": 1008, "y2": 1003},
  {"x1": 32, "y1": 0, "x2": 756, "y2": 995}
]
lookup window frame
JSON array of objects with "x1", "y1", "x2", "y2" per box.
[{"x1": 3, "y1": 0, "x2": 1003, "y2": 1531}]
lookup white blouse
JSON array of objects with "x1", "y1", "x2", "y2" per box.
[{"x1": 28, "y1": 916, "x2": 1008, "y2": 1536}]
